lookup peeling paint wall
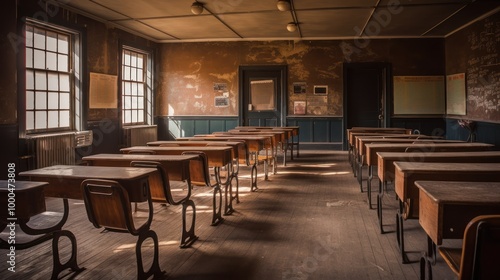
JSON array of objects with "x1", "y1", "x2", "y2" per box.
[{"x1": 159, "y1": 38, "x2": 444, "y2": 118}]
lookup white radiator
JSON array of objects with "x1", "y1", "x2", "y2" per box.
[
  {"x1": 27, "y1": 131, "x2": 93, "y2": 168},
  {"x1": 123, "y1": 125, "x2": 157, "y2": 147}
]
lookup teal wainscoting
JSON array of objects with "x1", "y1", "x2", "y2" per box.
[
  {"x1": 286, "y1": 117, "x2": 344, "y2": 150},
  {"x1": 157, "y1": 116, "x2": 239, "y2": 139}
]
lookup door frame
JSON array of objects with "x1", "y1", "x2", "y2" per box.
[
  {"x1": 238, "y1": 65, "x2": 288, "y2": 126},
  {"x1": 342, "y1": 62, "x2": 392, "y2": 148}
]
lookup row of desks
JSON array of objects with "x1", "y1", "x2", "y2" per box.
[
  {"x1": 3, "y1": 126, "x2": 299, "y2": 278},
  {"x1": 347, "y1": 127, "x2": 500, "y2": 270}
]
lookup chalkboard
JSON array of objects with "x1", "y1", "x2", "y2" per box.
[
  {"x1": 446, "y1": 73, "x2": 466, "y2": 115},
  {"x1": 393, "y1": 76, "x2": 445, "y2": 115},
  {"x1": 464, "y1": 15, "x2": 500, "y2": 122}
]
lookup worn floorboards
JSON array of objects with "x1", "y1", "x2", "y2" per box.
[{"x1": 1, "y1": 150, "x2": 457, "y2": 279}]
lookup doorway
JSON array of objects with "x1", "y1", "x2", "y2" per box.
[
  {"x1": 343, "y1": 62, "x2": 391, "y2": 148},
  {"x1": 238, "y1": 65, "x2": 287, "y2": 126}
]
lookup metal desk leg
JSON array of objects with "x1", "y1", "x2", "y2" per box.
[{"x1": 396, "y1": 200, "x2": 410, "y2": 264}]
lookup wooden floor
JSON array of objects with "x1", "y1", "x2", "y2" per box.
[{"x1": 2, "y1": 150, "x2": 458, "y2": 280}]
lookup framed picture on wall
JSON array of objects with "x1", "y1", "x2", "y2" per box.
[
  {"x1": 294, "y1": 101, "x2": 306, "y2": 115},
  {"x1": 313, "y1": 85, "x2": 328, "y2": 95}
]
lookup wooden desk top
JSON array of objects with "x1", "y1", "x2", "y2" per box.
[
  {"x1": 192, "y1": 135, "x2": 268, "y2": 152},
  {"x1": 416, "y1": 180, "x2": 500, "y2": 245},
  {"x1": 357, "y1": 138, "x2": 462, "y2": 159},
  {"x1": 120, "y1": 146, "x2": 232, "y2": 167},
  {"x1": 147, "y1": 140, "x2": 246, "y2": 159},
  {"x1": 19, "y1": 165, "x2": 157, "y2": 201},
  {"x1": 394, "y1": 162, "x2": 500, "y2": 219},
  {"x1": 377, "y1": 151, "x2": 500, "y2": 182},
  {"x1": 0, "y1": 180, "x2": 47, "y2": 220},
  {"x1": 365, "y1": 142, "x2": 493, "y2": 166},
  {"x1": 82, "y1": 153, "x2": 197, "y2": 181}
]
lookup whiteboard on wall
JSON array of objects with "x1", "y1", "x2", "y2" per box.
[
  {"x1": 89, "y1": 72, "x2": 118, "y2": 108},
  {"x1": 393, "y1": 76, "x2": 445, "y2": 115},
  {"x1": 446, "y1": 73, "x2": 466, "y2": 115}
]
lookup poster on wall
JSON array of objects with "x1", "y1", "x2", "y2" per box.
[
  {"x1": 293, "y1": 101, "x2": 306, "y2": 115},
  {"x1": 446, "y1": 73, "x2": 466, "y2": 115},
  {"x1": 293, "y1": 82, "x2": 307, "y2": 94},
  {"x1": 89, "y1": 72, "x2": 118, "y2": 108},
  {"x1": 215, "y1": 96, "x2": 229, "y2": 107}
]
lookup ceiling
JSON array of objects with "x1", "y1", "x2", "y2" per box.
[{"x1": 53, "y1": 0, "x2": 500, "y2": 43}]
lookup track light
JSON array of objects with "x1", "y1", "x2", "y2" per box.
[
  {"x1": 277, "y1": 0, "x2": 291, "y2": 12},
  {"x1": 191, "y1": 1, "x2": 204, "y2": 15},
  {"x1": 287, "y1": 22, "x2": 297, "y2": 32}
]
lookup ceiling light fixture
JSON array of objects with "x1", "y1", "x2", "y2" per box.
[
  {"x1": 276, "y1": 0, "x2": 291, "y2": 12},
  {"x1": 287, "y1": 22, "x2": 297, "y2": 32},
  {"x1": 191, "y1": 1, "x2": 204, "y2": 15}
]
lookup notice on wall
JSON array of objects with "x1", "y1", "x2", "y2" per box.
[
  {"x1": 393, "y1": 76, "x2": 445, "y2": 115},
  {"x1": 89, "y1": 72, "x2": 118, "y2": 108},
  {"x1": 446, "y1": 73, "x2": 466, "y2": 115}
]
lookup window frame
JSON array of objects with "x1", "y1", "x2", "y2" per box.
[
  {"x1": 120, "y1": 45, "x2": 153, "y2": 126},
  {"x1": 21, "y1": 18, "x2": 83, "y2": 136}
]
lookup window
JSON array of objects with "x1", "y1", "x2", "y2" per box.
[
  {"x1": 24, "y1": 19, "x2": 81, "y2": 133},
  {"x1": 121, "y1": 47, "x2": 153, "y2": 125}
]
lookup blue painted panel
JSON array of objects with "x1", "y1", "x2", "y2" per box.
[
  {"x1": 313, "y1": 120, "x2": 329, "y2": 141},
  {"x1": 209, "y1": 120, "x2": 226, "y2": 133},
  {"x1": 194, "y1": 120, "x2": 210, "y2": 135},
  {"x1": 181, "y1": 120, "x2": 195, "y2": 137},
  {"x1": 330, "y1": 120, "x2": 344, "y2": 142}
]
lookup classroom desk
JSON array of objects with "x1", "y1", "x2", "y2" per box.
[
  {"x1": 415, "y1": 181, "x2": 500, "y2": 263},
  {"x1": 235, "y1": 126, "x2": 300, "y2": 159},
  {"x1": 376, "y1": 151, "x2": 500, "y2": 233},
  {"x1": 191, "y1": 134, "x2": 270, "y2": 191},
  {"x1": 393, "y1": 162, "x2": 500, "y2": 263},
  {"x1": 20, "y1": 165, "x2": 156, "y2": 201},
  {"x1": 230, "y1": 128, "x2": 293, "y2": 165},
  {"x1": 120, "y1": 145, "x2": 236, "y2": 214},
  {"x1": 348, "y1": 131, "x2": 412, "y2": 175},
  {"x1": 82, "y1": 153, "x2": 223, "y2": 226},
  {"x1": 0, "y1": 180, "x2": 81, "y2": 279},
  {"x1": 357, "y1": 139, "x2": 471, "y2": 208},
  {"x1": 218, "y1": 131, "x2": 280, "y2": 170}
]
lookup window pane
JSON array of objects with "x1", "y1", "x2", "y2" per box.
[
  {"x1": 124, "y1": 110, "x2": 131, "y2": 123},
  {"x1": 137, "y1": 54, "x2": 143, "y2": 69},
  {"x1": 58, "y1": 54, "x2": 68, "y2": 72},
  {"x1": 35, "y1": 91, "x2": 47, "y2": 109},
  {"x1": 27, "y1": 91, "x2": 34, "y2": 110},
  {"x1": 26, "y1": 70, "x2": 34, "y2": 90},
  {"x1": 46, "y1": 52, "x2": 57, "y2": 71},
  {"x1": 48, "y1": 111, "x2": 58, "y2": 128},
  {"x1": 123, "y1": 82, "x2": 131, "y2": 95},
  {"x1": 48, "y1": 92, "x2": 59, "y2": 109},
  {"x1": 60, "y1": 92, "x2": 70, "y2": 109},
  {"x1": 48, "y1": 72, "x2": 58, "y2": 91},
  {"x1": 26, "y1": 48, "x2": 33, "y2": 68},
  {"x1": 33, "y1": 28, "x2": 45, "y2": 49},
  {"x1": 34, "y1": 49, "x2": 45, "y2": 69},
  {"x1": 35, "y1": 71, "x2": 47, "y2": 90},
  {"x1": 131, "y1": 68, "x2": 137, "y2": 81},
  {"x1": 26, "y1": 111, "x2": 34, "y2": 130},
  {"x1": 58, "y1": 34, "x2": 69, "y2": 54},
  {"x1": 60, "y1": 111, "x2": 70, "y2": 127},
  {"x1": 123, "y1": 66, "x2": 130, "y2": 80},
  {"x1": 124, "y1": 51, "x2": 131, "y2": 66},
  {"x1": 130, "y1": 53, "x2": 137, "y2": 67},
  {"x1": 138, "y1": 110, "x2": 144, "y2": 123},
  {"x1": 131, "y1": 109, "x2": 138, "y2": 123},
  {"x1": 46, "y1": 31, "x2": 57, "y2": 52},
  {"x1": 132, "y1": 97, "x2": 138, "y2": 109},
  {"x1": 137, "y1": 84, "x2": 144, "y2": 96},
  {"x1": 124, "y1": 96, "x2": 131, "y2": 109},
  {"x1": 35, "y1": 111, "x2": 47, "y2": 129},
  {"x1": 137, "y1": 69, "x2": 143, "y2": 82},
  {"x1": 129, "y1": 83, "x2": 135, "y2": 96},
  {"x1": 59, "y1": 74, "x2": 70, "y2": 91},
  {"x1": 25, "y1": 26, "x2": 34, "y2": 47}
]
